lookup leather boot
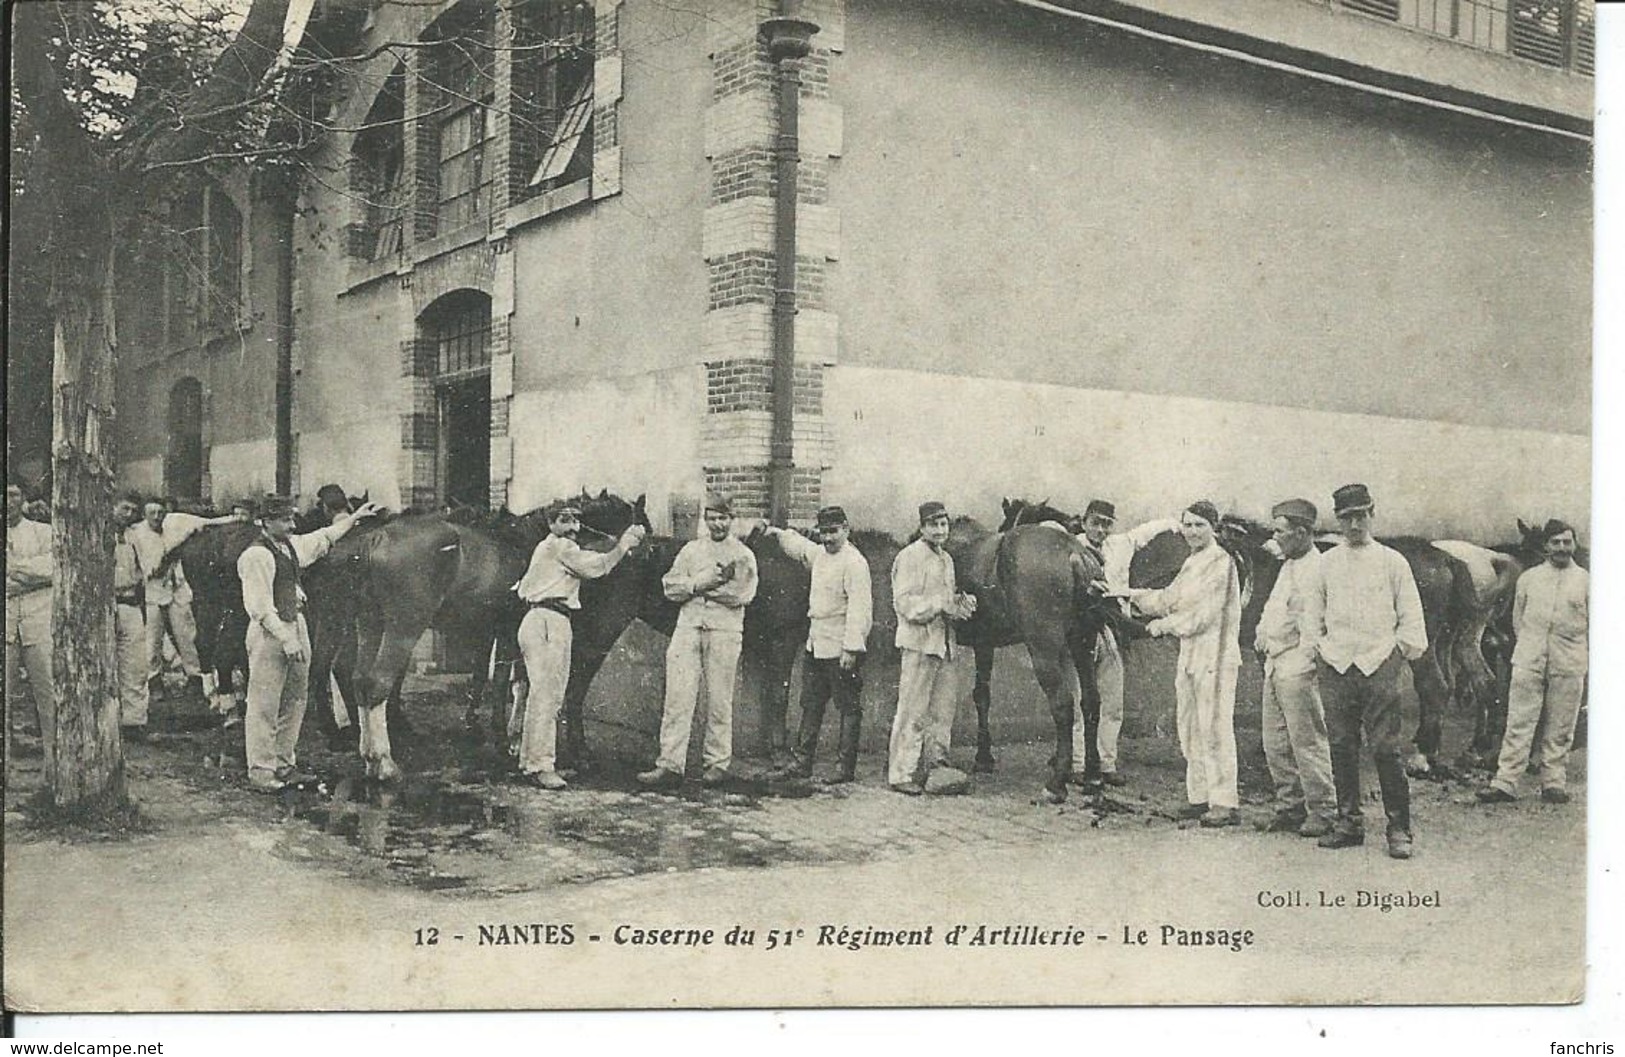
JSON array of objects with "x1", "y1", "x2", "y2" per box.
[{"x1": 830, "y1": 712, "x2": 861, "y2": 784}]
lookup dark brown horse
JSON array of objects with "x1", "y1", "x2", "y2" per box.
[
  {"x1": 945, "y1": 512, "x2": 1112, "y2": 803},
  {"x1": 999, "y1": 498, "x2": 1489, "y2": 777},
  {"x1": 544, "y1": 508, "x2": 815, "y2": 773},
  {"x1": 173, "y1": 520, "x2": 259, "y2": 715}
]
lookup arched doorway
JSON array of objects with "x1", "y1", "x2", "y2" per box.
[
  {"x1": 166, "y1": 377, "x2": 205, "y2": 500},
  {"x1": 419, "y1": 289, "x2": 491, "y2": 510}
]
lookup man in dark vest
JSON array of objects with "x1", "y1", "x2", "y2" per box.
[{"x1": 237, "y1": 494, "x2": 378, "y2": 791}]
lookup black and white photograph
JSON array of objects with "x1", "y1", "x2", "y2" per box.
[{"x1": 3, "y1": 0, "x2": 1611, "y2": 1029}]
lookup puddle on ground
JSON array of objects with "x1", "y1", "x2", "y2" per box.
[{"x1": 277, "y1": 766, "x2": 831, "y2": 896}]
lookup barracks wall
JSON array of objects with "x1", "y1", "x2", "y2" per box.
[{"x1": 822, "y1": 0, "x2": 1591, "y2": 541}]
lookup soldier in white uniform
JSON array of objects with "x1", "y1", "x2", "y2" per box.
[
  {"x1": 766, "y1": 505, "x2": 874, "y2": 783},
  {"x1": 1477, "y1": 519, "x2": 1588, "y2": 806},
  {"x1": 639, "y1": 495, "x2": 759, "y2": 789},
  {"x1": 1128, "y1": 500, "x2": 1243, "y2": 828},
  {"x1": 6, "y1": 484, "x2": 55, "y2": 765}
]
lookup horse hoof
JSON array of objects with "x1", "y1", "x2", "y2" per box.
[
  {"x1": 1404, "y1": 754, "x2": 1432, "y2": 778},
  {"x1": 973, "y1": 756, "x2": 997, "y2": 774},
  {"x1": 1038, "y1": 786, "x2": 1066, "y2": 806},
  {"x1": 375, "y1": 758, "x2": 403, "y2": 783}
]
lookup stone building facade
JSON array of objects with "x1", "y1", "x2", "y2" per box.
[{"x1": 116, "y1": 0, "x2": 1594, "y2": 543}]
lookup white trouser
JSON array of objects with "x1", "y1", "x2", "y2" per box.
[
  {"x1": 889, "y1": 649, "x2": 959, "y2": 786},
  {"x1": 1175, "y1": 663, "x2": 1240, "y2": 809},
  {"x1": 244, "y1": 619, "x2": 311, "y2": 779},
  {"x1": 147, "y1": 600, "x2": 202, "y2": 680},
  {"x1": 1070, "y1": 627, "x2": 1125, "y2": 773},
  {"x1": 657, "y1": 626, "x2": 742, "y2": 773},
  {"x1": 513, "y1": 608, "x2": 571, "y2": 775},
  {"x1": 116, "y1": 603, "x2": 149, "y2": 727},
  {"x1": 1260, "y1": 651, "x2": 1335, "y2": 820},
  {"x1": 5, "y1": 594, "x2": 55, "y2": 768},
  {"x1": 1493, "y1": 667, "x2": 1586, "y2": 795}
]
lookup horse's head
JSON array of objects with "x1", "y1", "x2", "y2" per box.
[
  {"x1": 998, "y1": 497, "x2": 1078, "y2": 533},
  {"x1": 575, "y1": 489, "x2": 651, "y2": 543}
]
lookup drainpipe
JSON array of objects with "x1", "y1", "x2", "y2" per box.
[{"x1": 759, "y1": 3, "x2": 819, "y2": 527}]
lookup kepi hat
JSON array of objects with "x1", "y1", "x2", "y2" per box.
[
  {"x1": 704, "y1": 494, "x2": 734, "y2": 517},
  {"x1": 259, "y1": 495, "x2": 297, "y2": 520},
  {"x1": 1271, "y1": 498, "x2": 1318, "y2": 528},
  {"x1": 1332, "y1": 483, "x2": 1374, "y2": 516},
  {"x1": 1084, "y1": 499, "x2": 1117, "y2": 522},
  {"x1": 815, "y1": 505, "x2": 849, "y2": 531},
  {"x1": 918, "y1": 500, "x2": 948, "y2": 524}
]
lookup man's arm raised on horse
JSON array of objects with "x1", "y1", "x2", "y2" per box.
[
  {"x1": 556, "y1": 524, "x2": 645, "y2": 580},
  {"x1": 286, "y1": 501, "x2": 379, "y2": 568},
  {"x1": 764, "y1": 524, "x2": 820, "y2": 569}
]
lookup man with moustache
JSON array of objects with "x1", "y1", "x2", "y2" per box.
[
  {"x1": 766, "y1": 505, "x2": 874, "y2": 783},
  {"x1": 510, "y1": 499, "x2": 646, "y2": 789},
  {"x1": 640, "y1": 495, "x2": 759, "y2": 789},
  {"x1": 888, "y1": 500, "x2": 977, "y2": 796},
  {"x1": 237, "y1": 495, "x2": 380, "y2": 792},
  {"x1": 1477, "y1": 519, "x2": 1588, "y2": 806},
  {"x1": 1255, "y1": 498, "x2": 1336, "y2": 838},
  {"x1": 1313, "y1": 484, "x2": 1427, "y2": 859}
]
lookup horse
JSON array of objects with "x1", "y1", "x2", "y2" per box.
[
  {"x1": 540, "y1": 502, "x2": 815, "y2": 774},
  {"x1": 173, "y1": 520, "x2": 260, "y2": 718},
  {"x1": 922, "y1": 508, "x2": 1109, "y2": 802},
  {"x1": 999, "y1": 498, "x2": 1490, "y2": 776}
]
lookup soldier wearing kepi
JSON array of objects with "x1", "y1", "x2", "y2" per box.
[
  {"x1": 1255, "y1": 498, "x2": 1336, "y2": 838},
  {"x1": 1313, "y1": 483, "x2": 1427, "y2": 859},
  {"x1": 510, "y1": 500, "x2": 646, "y2": 789},
  {"x1": 766, "y1": 505, "x2": 874, "y2": 783},
  {"x1": 236, "y1": 494, "x2": 379, "y2": 792},
  {"x1": 1477, "y1": 519, "x2": 1588, "y2": 807},
  {"x1": 639, "y1": 494, "x2": 759, "y2": 790},
  {"x1": 888, "y1": 500, "x2": 977, "y2": 796},
  {"x1": 1072, "y1": 499, "x2": 1180, "y2": 788}
]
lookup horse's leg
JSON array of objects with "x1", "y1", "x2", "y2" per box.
[
  {"x1": 359, "y1": 629, "x2": 418, "y2": 783},
  {"x1": 972, "y1": 646, "x2": 997, "y2": 773},
  {"x1": 465, "y1": 627, "x2": 493, "y2": 734},
  {"x1": 1067, "y1": 623, "x2": 1102, "y2": 786},
  {"x1": 330, "y1": 619, "x2": 364, "y2": 742},
  {"x1": 755, "y1": 631, "x2": 799, "y2": 762},
  {"x1": 1028, "y1": 642, "x2": 1078, "y2": 804},
  {"x1": 558, "y1": 647, "x2": 612, "y2": 774},
  {"x1": 1407, "y1": 649, "x2": 1448, "y2": 776}
]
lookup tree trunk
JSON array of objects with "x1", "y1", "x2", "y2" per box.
[{"x1": 47, "y1": 215, "x2": 126, "y2": 810}]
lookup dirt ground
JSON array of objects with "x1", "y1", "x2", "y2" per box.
[{"x1": 1, "y1": 646, "x2": 1587, "y2": 1012}]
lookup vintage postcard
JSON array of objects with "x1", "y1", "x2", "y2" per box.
[{"x1": 3, "y1": 0, "x2": 1606, "y2": 1020}]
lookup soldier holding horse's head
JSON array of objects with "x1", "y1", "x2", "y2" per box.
[{"x1": 510, "y1": 498, "x2": 647, "y2": 790}]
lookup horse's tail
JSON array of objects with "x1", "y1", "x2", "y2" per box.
[{"x1": 1445, "y1": 554, "x2": 1495, "y2": 701}]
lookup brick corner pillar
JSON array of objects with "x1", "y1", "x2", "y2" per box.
[{"x1": 700, "y1": 0, "x2": 844, "y2": 526}]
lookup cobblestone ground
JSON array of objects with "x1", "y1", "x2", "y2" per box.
[{"x1": 7, "y1": 671, "x2": 1560, "y2": 903}]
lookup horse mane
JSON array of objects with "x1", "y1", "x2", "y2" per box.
[{"x1": 1000, "y1": 497, "x2": 1080, "y2": 533}]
